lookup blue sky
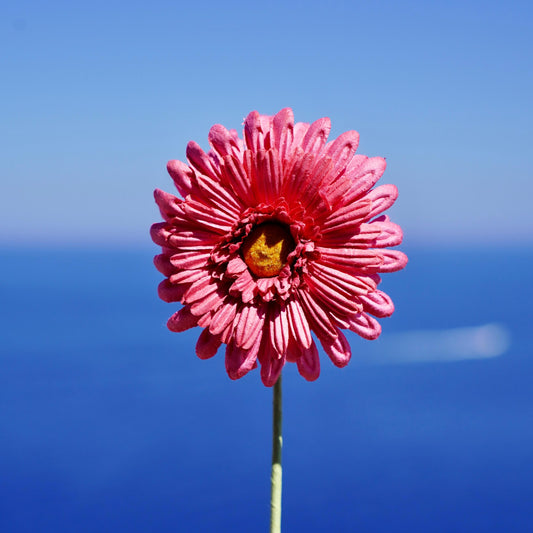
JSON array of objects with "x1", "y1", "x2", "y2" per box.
[{"x1": 1, "y1": 0, "x2": 532, "y2": 247}]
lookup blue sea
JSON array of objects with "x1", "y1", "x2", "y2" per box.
[{"x1": 1, "y1": 247, "x2": 532, "y2": 533}]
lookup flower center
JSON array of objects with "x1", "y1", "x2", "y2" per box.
[{"x1": 242, "y1": 222, "x2": 295, "y2": 277}]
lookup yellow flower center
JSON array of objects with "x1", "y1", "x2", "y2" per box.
[{"x1": 242, "y1": 223, "x2": 295, "y2": 277}]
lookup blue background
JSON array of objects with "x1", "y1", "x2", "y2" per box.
[
  {"x1": 1, "y1": 1, "x2": 533, "y2": 531},
  {"x1": 1, "y1": 248, "x2": 532, "y2": 532}
]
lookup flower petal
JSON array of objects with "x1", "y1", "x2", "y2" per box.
[
  {"x1": 271, "y1": 107, "x2": 294, "y2": 162},
  {"x1": 319, "y1": 328, "x2": 352, "y2": 368},
  {"x1": 258, "y1": 336, "x2": 285, "y2": 387},
  {"x1": 269, "y1": 303, "x2": 290, "y2": 357},
  {"x1": 193, "y1": 169, "x2": 244, "y2": 215},
  {"x1": 183, "y1": 275, "x2": 217, "y2": 304},
  {"x1": 209, "y1": 299, "x2": 238, "y2": 335},
  {"x1": 316, "y1": 247, "x2": 383, "y2": 270},
  {"x1": 192, "y1": 291, "x2": 224, "y2": 317},
  {"x1": 309, "y1": 262, "x2": 377, "y2": 296},
  {"x1": 286, "y1": 298, "x2": 312, "y2": 349},
  {"x1": 167, "y1": 306, "x2": 198, "y2": 332},
  {"x1": 244, "y1": 110, "x2": 271, "y2": 152},
  {"x1": 365, "y1": 184, "x2": 398, "y2": 219},
  {"x1": 153, "y1": 253, "x2": 175, "y2": 277},
  {"x1": 186, "y1": 141, "x2": 219, "y2": 180},
  {"x1": 234, "y1": 303, "x2": 265, "y2": 350},
  {"x1": 182, "y1": 200, "x2": 236, "y2": 232},
  {"x1": 167, "y1": 159, "x2": 194, "y2": 198},
  {"x1": 345, "y1": 156, "x2": 387, "y2": 201},
  {"x1": 154, "y1": 189, "x2": 182, "y2": 221},
  {"x1": 304, "y1": 274, "x2": 362, "y2": 316},
  {"x1": 158, "y1": 279, "x2": 187, "y2": 303},
  {"x1": 301, "y1": 117, "x2": 331, "y2": 155},
  {"x1": 360, "y1": 215, "x2": 403, "y2": 248},
  {"x1": 168, "y1": 250, "x2": 211, "y2": 270},
  {"x1": 323, "y1": 130, "x2": 360, "y2": 180},
  {"x1": 229, "y1": 270, "x2": 256, "y2": 303},
  {"x1": 298, "y1": 290, "x2": 338, "y2": 341},
  {"x1": 196, "y1": 329, "x2": 222, "y2": 360},
  {"x1": 348, "y1": 312, "x2": 382, "y2": 340},
  {"x1": 221, "y1": 154, "x2": 255, "y2": 205},
  {"x1": 208, "y1": 124, "x2": 242, "y2": 159},
  {"x1": 296, "y1": 341, "x2": 321, "y2": 381},
  {"x1": 321, "y1": 198, "x2": 373, "y2": 234},
  {"x1": 225, "y1": 333, "x2": 262, "y2": 380},
  {"x1": 359, "y1": 290, "x2": 395, "y2": 318},
  {"x1": 169, "y1": 269, "x2": 205, "y2": 285},
  {"x1": 378, "y1": 249, "x2": 408, "y2": 272}
]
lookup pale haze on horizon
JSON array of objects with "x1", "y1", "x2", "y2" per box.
[{"x1": 1, "y1": 0, "x2": 532, "y2": 248}]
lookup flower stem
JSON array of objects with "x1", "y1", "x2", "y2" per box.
[{"x1": 270, "y1": 373, "x2": 283, "y2": 533}]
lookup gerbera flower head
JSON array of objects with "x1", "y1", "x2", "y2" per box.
[{"x1": 151, "y1": 108, "x2": 407, "y2": 386}]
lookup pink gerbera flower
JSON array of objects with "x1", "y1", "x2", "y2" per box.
[{"x1": 151, "y1": 108, "x2": 407, "y2": 386}]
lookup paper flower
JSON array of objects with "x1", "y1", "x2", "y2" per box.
[{"x1": 151, "y1": 108, "x2": 407, "y2": 386}]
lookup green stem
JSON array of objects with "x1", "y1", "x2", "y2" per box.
[{"x1": 270, "y1": 374, "x2": 283, "y2": 533}]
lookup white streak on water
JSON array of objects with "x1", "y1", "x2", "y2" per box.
[{"x1": 361, "y1": 323, "x2": 511, "y2": 364}]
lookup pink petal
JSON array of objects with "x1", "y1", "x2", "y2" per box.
[
  {"x1": 259, "y1": 337, "x2": 285, "y2": 387},
  {"x1": 296, "y1": 341, "x2": 321, "y2": 381},
  {"x1": 150, "y1": 222, "x2": 170, "y2": 247},
  {"x1": 321, "y1": 198, "x2": 373, "y2": 234},
  {"x1": 345, "y1": 157, "x2": 387, "y2": 201},
  {"x1": 190, "y1": 288, "x2": 225, "y2": 317},
  {"x1": 298, "y1": 290, "x2": 338, "y2": 341},
  {"x1": 365, "y1": 184, "x2": 398, "y2": 219},
  {"x1": 184, "y1": 275, "x2": 218, "y2": 304},
  {"x1": 167, "y1": 306, "x2": 198, "y2": 332},
  {"x1": 359, "y1": 290, "x2": 395, "y2": 318},
  {"x1": 196, "y1": 329, "x2": 222, "y2": 360},
  {"x1": 226, "y1": 256, "x2": 248, "y2": 277},
  {"x1": 167, "y1": 229, "x2": 220, "y2": 251},
  {"x1": 378, "y1": 249, "x2": 408, "y2": 272},
  {"x1": 323, "y1": 130, "x2": 360, "y2": 179},
  {"x1": 193, "y1": 170, "x2": 243, "y2": 216},
  {"x1": 169, "y1": 269, "x2": 205, "y2": 285},
  {"x1": 158, "y1": 279, "x2": 187, "y2": 303},
  {"x1": 209, "y1": 299, "x2": 238, "y2": 335},
  {"x1": 154, "y1": 189, "x2": 182, "y2": 221},
  {"x1": 186, "y1": 141, "x2": 219, "y2": 180},
  {"x1": 309, "y1": 262, "x2": 377, "y2": 296},
  {"x1": 320, "y1": 328, "x2": 352, "y2": 368},
  {"x1": 269, "y1": 303, "x2": 290, "y2": 357},
  {"x1": 318, "y1": 223, "x2": 381, "y2": 249},
  {"x1": 225, "y1": 333, "x2": 262, "y2": 380},
  {"x1": 316, "y1": 247, "x2": 383, "y2": 270},
  {"x1": 304, "y1": 274, "x2": 362, "y2": 316},
  {"x1": 360, "y1": 215, "x2": 403, "y2": 248},
  {"x1": 348, "y1": 312, "x2": 382, "y2": 340},
  {"x1": 281, "y1": 150, "x2": 317, "y2": 203},
  {"x1": 229, "y1": 270, "x2": 256, "y2": 303},
  {"x1": 256, "y1": 277, "x2": 276, "y2": 299},
  {"x1": 244, "y1": 110, "x2": 271, "y2": 152},
  {"x1": 301, "y1": 117, "x2": 331, "y2": 155},
  {"x1": 169, "y1": 248, "x2": 210, "y2": 270},
  {"x1": 286, "y1": 298, "x2": 312, "y2": 349},
  {"x1": 182, "y1": 200, "x2": 236, "y2": 232},
  {"x1": 167, "y1": 159, "x2": 194, "y2": 198},
  {"x1": 320, "y1": 172, "x2": 356, "y2": 211},
  {"x1": 153, "y1": 253, "x2": 175, "y2": 277},
  {"x1": 253, "y1": 148, "x2": 282, "y2": 203},
  {"x1": 271, "y1": 107, "x2": 294, "y2": 162},
  {"x1": 221, "y1": 154, "x2": 255, "y2": 206},
  {"x1": 197, "y1": 312, "x2": 212, "y2": 329},
  {"x1": 208, "y1": 124, "x2": 242, "y2": 159},
  {"x1": 234, "y1": 303, "x2": 265, "y2": 350}
]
